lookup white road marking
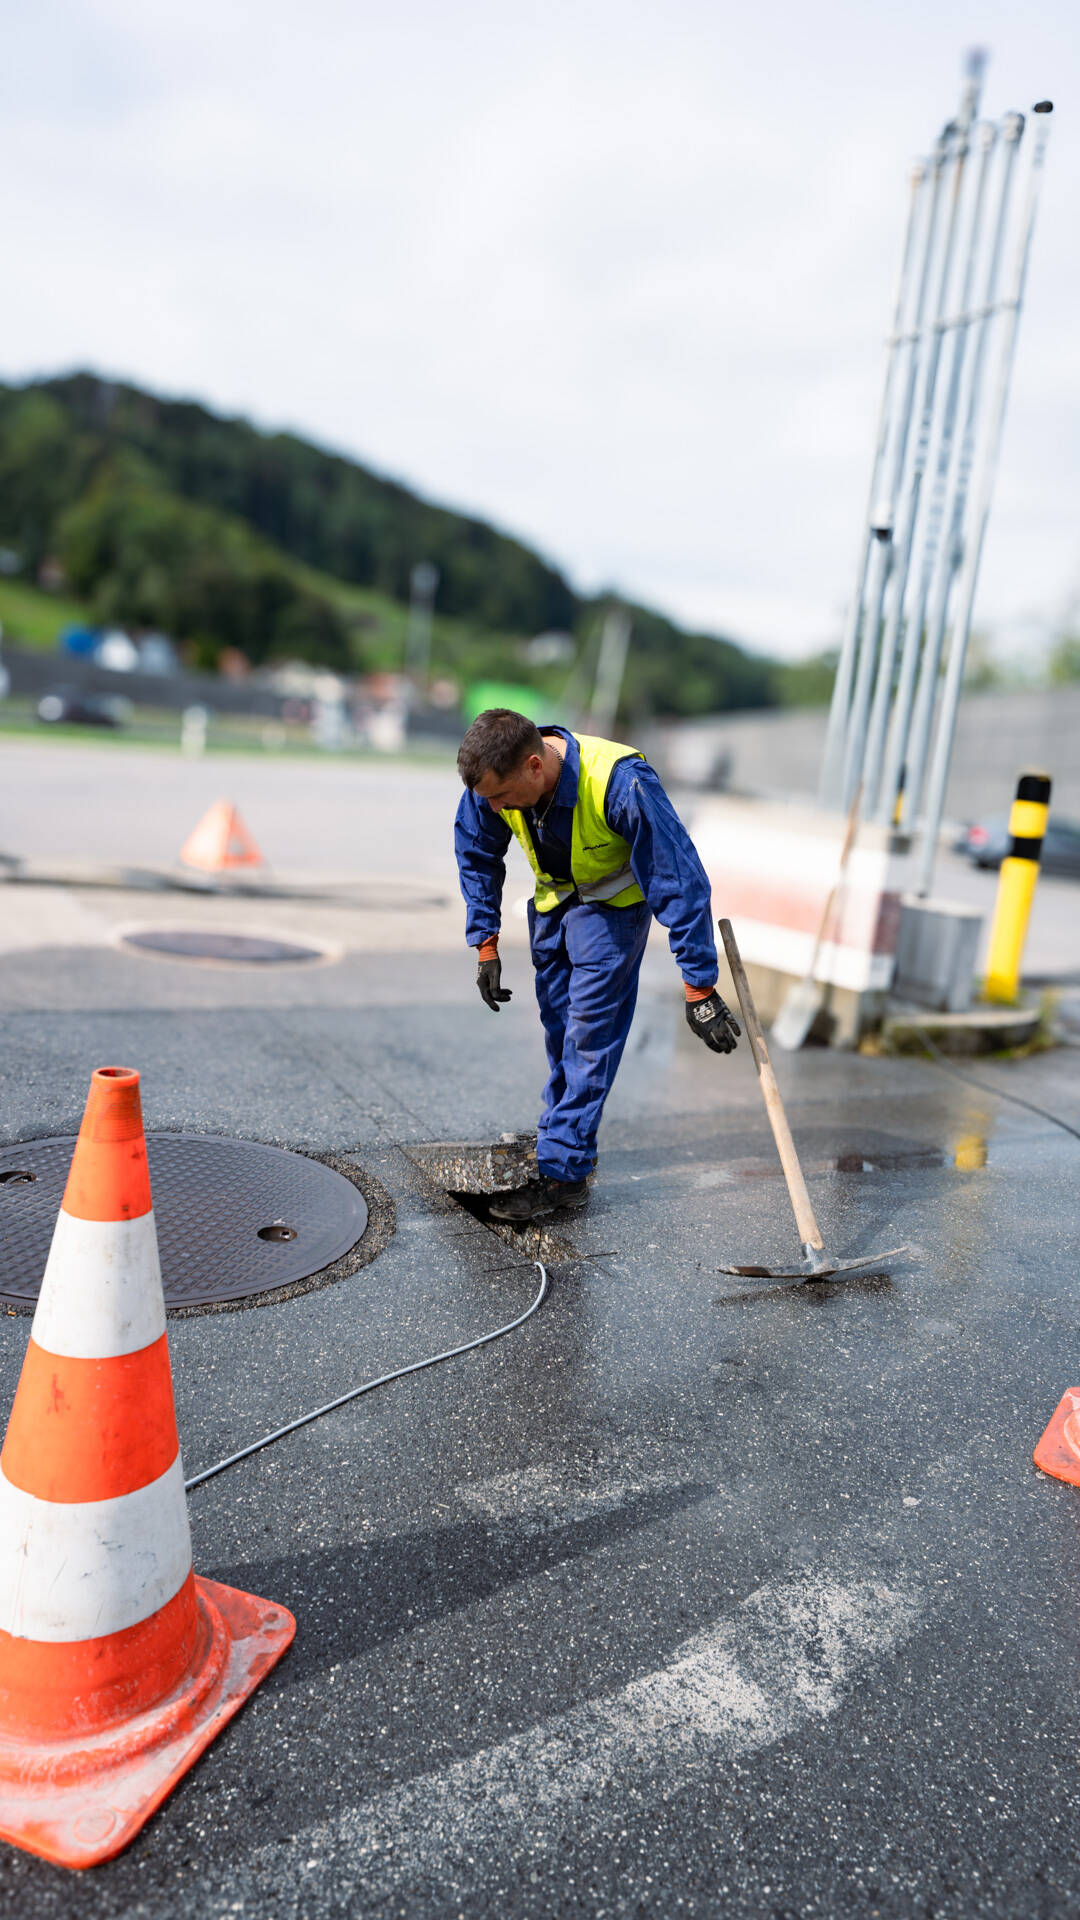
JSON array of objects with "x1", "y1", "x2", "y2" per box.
[
  {"x1": 185, "y1": 1563, "x2": 922, "y2": 1914},
  {"x1": 457, "y1": 1462, "x2": 673, "y2": 1532}
]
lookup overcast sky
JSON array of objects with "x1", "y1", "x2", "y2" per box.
[{"x1": 3, "y1": 0, "x2": 1076, "y2": 659}]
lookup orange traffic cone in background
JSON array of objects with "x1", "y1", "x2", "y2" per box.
[
  {"x1": 1034, "y1": 1390, "x2": 1080, "y2": 1486},
  {"x1": 179, "y1": 801, "x2": 264, "y2": 872},
  {"x1": 0, "y1": 1067, "x2": 295, "y2": 1869}
]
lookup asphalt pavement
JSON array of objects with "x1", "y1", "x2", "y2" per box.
[{"x1": 2, "y1": 738, "x2": 1080, "y2": 1919}]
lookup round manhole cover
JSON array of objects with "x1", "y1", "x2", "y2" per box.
[
  {"x1": 120, "y1": 930, "x2": 327, "y2": 965},
  {"x1": 0, "y1": 1135, "x2": 368, "y2": 1310}
]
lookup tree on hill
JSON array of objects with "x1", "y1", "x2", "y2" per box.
[
  {"x1": 29, "y1": 372, "x2": 579, "y2": 635},
  {"x1": 58, "y1": 469, "x2": 350, "y2": 670},
  {"x1": 0, "y1": 371, "x2": 783, "y2": 715}
]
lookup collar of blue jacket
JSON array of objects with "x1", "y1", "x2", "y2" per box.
[{"x1": 535, "y1": 726, "x2": 579, "y2": 815}]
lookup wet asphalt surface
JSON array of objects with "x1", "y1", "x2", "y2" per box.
[{"x1": 2, "y1": 753, "x2": 1080, "y2": 1917}]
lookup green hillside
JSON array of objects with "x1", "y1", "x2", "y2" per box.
[{"x1": 0, "y1": 371, "x2": 788, "y2": 717}]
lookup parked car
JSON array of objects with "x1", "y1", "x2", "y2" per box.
[
  {"x1": 957, "y1": 813, "x2": 1080, "y2": 878},
  {"x1": 37, "y1": 688, "x2": 130, "y2": 729},
  {"x1": 951, "y1": 815, "x2": 1007, "y2": 859}
]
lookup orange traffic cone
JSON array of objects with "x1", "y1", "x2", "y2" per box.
[
  {"x1": 179, "y1": 801, "x2": 264, "y2": 872},
  {"x1": 0, "y1": 1067, "x2": 295, "y2": 1869},
  {"x1": 1034, "y1": 1389, "x2": 1080, "y2": 1486}
]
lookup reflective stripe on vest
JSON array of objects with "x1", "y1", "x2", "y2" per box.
[{"x1": 502, "y1": 732, "x2": 646, "y2": 914}]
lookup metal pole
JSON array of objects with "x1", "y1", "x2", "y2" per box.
[
  {"x1": 855, "y1": 141, "x2": 959, "y2": 789},
  {"x1": 588, "y1": 607, "x2": 632, "y2": 736},
  {"x1": 867, "y1": 83, "x2": 979, "y2": 827},
  {"x1": 839, "y1": 134, "x2": 957, "y2": 814},
  {"x1": 898, "y1": 120, "x2": 1005, "y2": 827},
  {"x1": 818, "y1": 154, "x2": 932, "y2": 807},
  {"x1": 838, "y1": 519, "x2": 893, "y2": 810},
  {"x1": 823, "y1": 48, "x2": 985, "y2": 809},
  {"x1": 840, "y1": 99, "x2": 977, "y2": 813},
  {"x1": 404, "y1": 561, "x2": 439, "y2": 695},
  {"x1": 560, "y1": 613, "x2": 605, "y2": 729},
  {"x1": 898, "y1": 111, "x2": 1023, "y2": 830},
  {"x1": 874, "y1": 64, "x2": 987, "y2": 823},
  {"x1": 915, "y1": 102, "x2": 1053, "y2": 896},
  {"x1": 866, "y1": 118, "x2": 998, "y2": 819}
]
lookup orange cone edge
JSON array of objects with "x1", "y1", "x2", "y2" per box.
[
  {"x1": 1034, "y1": 1389, "x2": 1080, "y2": 1488},
  {"x1": 179, "y1": 801, "x2": 264, "y2": 872},
  {"x1": 0, "y1": 1066, "x2": 295, "y2": 1869}
]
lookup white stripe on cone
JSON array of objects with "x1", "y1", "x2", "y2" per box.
[
  {"x1": 32, "y1": 1211, "x2": 166, "y2": 1359},
  {"x1": 0, "y1": 1457, "x2": 192, "y2": 1641}
]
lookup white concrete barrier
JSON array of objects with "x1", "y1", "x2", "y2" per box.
[{"x1": 687, "y1": 795, "x2": 914, "y2": 1042}]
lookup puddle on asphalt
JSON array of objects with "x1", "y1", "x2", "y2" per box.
[
  {"x1": 698, "y1": 1148, "x2": 945, "y2": 1185},
  {"x1": 691, "y1": 1128, "x2": 1004, "y2": 1184}
]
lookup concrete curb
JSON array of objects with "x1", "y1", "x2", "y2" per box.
[{"x1": 880, "y1": 997, "x2": 1043, "y2": 1055}]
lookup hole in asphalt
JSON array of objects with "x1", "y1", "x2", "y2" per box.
[
  {"x1": 402, "y1": 1137, "x2": 595, "y2": 1265},
  {"x1": 447, "y1": 1190, "x2": 587, "y2": 1265}
]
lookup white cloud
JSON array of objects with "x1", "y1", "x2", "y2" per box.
[{"x1": 2, "y1": 0, "x2": 1077, "y2": 658}]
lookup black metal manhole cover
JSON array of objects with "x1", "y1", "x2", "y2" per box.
[
  {"x1": 0, "y1": 1135, "x2": 368, "y2": 1310},
  {"x1": 121, "y1": 930, "x2": 327, "y2": 965}
]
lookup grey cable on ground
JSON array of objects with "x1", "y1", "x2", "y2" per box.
[
  {"x1": 185, "y1": 1260, "x2": 548, "y2": 1492},
  {"x1": 912, "y1": 1027, "x2": 1080, "y2": 1143}
]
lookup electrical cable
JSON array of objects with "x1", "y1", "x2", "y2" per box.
[
  {"x1": 911, "y1": 1026, "x2": 1080, "y2": 1143},
  {"x1": 184, "y1": 1260, "x2": 548, "y2": 1492}
]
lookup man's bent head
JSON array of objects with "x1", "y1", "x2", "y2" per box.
[{"x1": 458, "y1": 708, "x2": 549, "y2": 812}]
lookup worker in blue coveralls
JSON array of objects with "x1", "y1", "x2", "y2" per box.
[{"x1": 454, "y1": 708, "x2": 741, "y2": 1224}]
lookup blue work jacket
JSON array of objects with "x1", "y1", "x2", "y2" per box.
[{"x1": 454, "y1": 727, "x2": 718, "y2": 988}]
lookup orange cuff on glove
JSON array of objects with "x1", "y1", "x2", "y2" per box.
[
  {"x1": 684, "y1": 981, "x2": 716, "y2": 1003},
  {"x1": 477, "y1": 936, "x2": 500, "y2": 962}
]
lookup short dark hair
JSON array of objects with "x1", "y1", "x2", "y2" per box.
[{"x1": 457, "y1": 709, "x2": 545, "y2": 788}]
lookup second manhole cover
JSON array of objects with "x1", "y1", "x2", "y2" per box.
[
  {"x1": 121, "y1": 930, "x2": 328, "y2": 965},
  {"x1": 0, "y1": 1135, "x2": 368, "y2": 1310}
]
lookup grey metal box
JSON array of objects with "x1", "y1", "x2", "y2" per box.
[{"x1": 892, "y1": 896, "x2": 984, "y2": 1013}]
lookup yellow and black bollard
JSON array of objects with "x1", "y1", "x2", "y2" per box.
[{"x1": 983, "y1": 771, "x2": 1052, "y2": 1004}]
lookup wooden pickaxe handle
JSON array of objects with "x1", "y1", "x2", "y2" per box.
[{"x1": 718, "y1": 917, "x2": 825, "y2": 1256}]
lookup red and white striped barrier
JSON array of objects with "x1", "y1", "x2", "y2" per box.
[
  {"x1": 0, "y1": 1067, "x2": 295, "y2": 1870},
  {"x1": 690, "y1": 796, "x2": 912, "y2": 999}
]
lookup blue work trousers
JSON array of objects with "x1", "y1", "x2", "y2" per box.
[{"x1": 529, "y1": 897, "x2": 652, "y2": 1184}]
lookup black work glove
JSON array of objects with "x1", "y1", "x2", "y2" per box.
[
  {"x1": 477, "y1": 956, "x2": 512, "y2": 1011},
  {"x1": 685, "y1": 989, "x2": 741, "y2": 1054}
]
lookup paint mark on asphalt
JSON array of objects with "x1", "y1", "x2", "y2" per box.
[
  {"x1": 185, "y1": 1564, "x2": 922, "y2": 1916},
  {"x1": 456, "y1": 1462, "x2": 673, "y2": 1532}
]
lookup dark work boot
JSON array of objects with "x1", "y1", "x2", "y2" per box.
[{"x1": 489, "y1": 1177, "x2": 589, "y2": 1223}]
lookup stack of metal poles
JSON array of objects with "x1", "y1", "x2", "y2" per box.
[{"x1": 818, "y1": 54, "x2": 1053, "y2": 897}]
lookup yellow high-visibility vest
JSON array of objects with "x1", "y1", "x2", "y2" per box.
[{"x1": 502, "y1": 731, "x2": 646, "y2": 913}]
